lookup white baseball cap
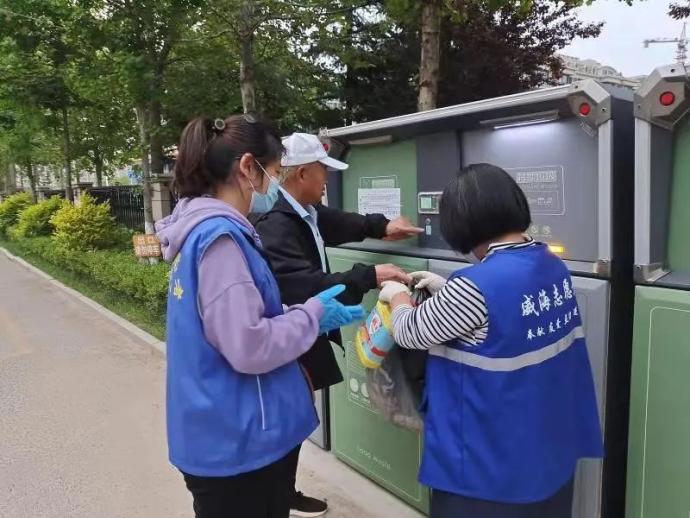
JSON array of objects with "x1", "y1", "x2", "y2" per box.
[{"x1": 282, "y1": 133, "x2": 349, "y2": 170}]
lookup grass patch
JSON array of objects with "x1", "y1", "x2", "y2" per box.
[{"x1": 1, "y1": 239, "x2": 166, "y2": 341}]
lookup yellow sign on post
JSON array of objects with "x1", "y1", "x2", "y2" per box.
[{"x1": 133, "y1": 234, "x2": 162, "y2": 258}]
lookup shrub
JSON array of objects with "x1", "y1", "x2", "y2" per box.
[
  {"x1": 111, "y1": 226, "x2": 137, "y2": 251},
  {"x1": 9, "y1": 236, "x2": 170, "y2": 313},
  {"x1": 51, "y1": 194, "x2": 118, "y2": 251},
  {"x1": 0, "y1": 192, "x2": 33, "y2": 235},
  {"x1": 11, "y1": 196, "x2": 67, "y2": 238}
]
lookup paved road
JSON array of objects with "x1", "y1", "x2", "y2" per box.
[
  {"x1": 0, "y1": 252, "x2": 423, "y2": 518},
  {"x1": 0, "y1": 252, "x2": 190, "y2": 518}
]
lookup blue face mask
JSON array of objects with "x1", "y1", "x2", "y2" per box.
[{"x1": 249, "y1": 161, "x2": 280, "y2": 214}]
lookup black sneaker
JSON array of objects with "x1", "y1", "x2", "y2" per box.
[{"x1": 289, "y1": 491, "x2": 328, "y2": 517}]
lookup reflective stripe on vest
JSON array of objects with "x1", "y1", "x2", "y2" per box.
[{"x1": 429, "y1": 325, "x2": 584, "y2": 372}]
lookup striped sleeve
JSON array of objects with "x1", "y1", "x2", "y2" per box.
[{"x1": 391, "y1": 277, "x2": 489, "y2": 350}]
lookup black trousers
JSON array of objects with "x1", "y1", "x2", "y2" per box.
[
  {"x1": 182, "y1": 447, "x2": 300, "y2": 518},
  {"x1": 431, "y1": 477, "x2": 574, "y2": 518},
  {"x1": 286, "y1": 442, "x2": 301, "y2": 494}
]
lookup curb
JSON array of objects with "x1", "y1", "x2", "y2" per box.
[{"x1": 1, "y1": 247, "x2": 166, "y2": 356}]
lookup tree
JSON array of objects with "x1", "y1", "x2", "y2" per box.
[
  {"x1": 309, "y1": 3, "x2": 418, "y2": 122},
  {"x1": 201, "y1": 0, "x2": 370, "y2": 116},
  {"x1": 336, "y1": 0, "x2": 601, "y2": 121},
  {"x1": 419, "y1": 0, "x2": 441, "y2": 111},
  {"x1": 0, "y1": 63, "x2": 68, "y2": 199},
  {"x1": 0, "y1": 0, "x2": 607, "y2": 211},
  {"x1": 80, "y1": 0, "x2": 204, "y2": 233},
  {"x1": 70, "y1": 105, "x2": 137, "y2": 187},
  {"x1": 0, "y1": 0, "x2": 89, "y2": 200},
  {"x1": 162, "y1": 31, "x2": 244, "y2": 133},
  {"x1": 201, "y1": 0, "x2": 294, "y2": 114},
  {"x1": 384, "y1": 0, "x2": 605, "y2": 111},
  {"x1": 438, "y1": 0, "x2": 602, "y2": 105},
  {"x1": 0, "y1": 108, "x2": 40, "y2": 200},
  {"x1": 669, "y1": 0, "x2": 690, "y2": 18}
]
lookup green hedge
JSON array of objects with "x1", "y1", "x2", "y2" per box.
[
  {"x1": 10, "y1": 237, "x2": 170, "y2": 314},
  {"x1": 11, "y1": 196, "x2": 67, "y2": 238},
  {"x1": 51, "y1": 194, "x2": 118, "y2": 251},
  {"x1": 0, "y1": 192, "x2": 33, "y2": 235}
]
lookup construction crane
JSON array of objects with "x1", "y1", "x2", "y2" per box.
[{"x1": 644, "y1": 22, "x2": 688, "y2": 64}]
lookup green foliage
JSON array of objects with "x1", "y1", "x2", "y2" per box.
[
  {"x1": 0, "y1": 192, "x2": 33, "y2": 235},
  {"x1": 50, "y1": 194, "x2": 117, "y2": 250},
  {"x1": 329, "y1": 0, "x2": 603, "y2": 121},
  {"x1": 11, "y1": 196, "x2": 66, "y2": 238},
  {"x1": 0, "y1": 0, "x2": 608, "y2": 192},
  {"x1": 111, "y1": 225, "x2": 137, "y2": 250},
  {"x1": 6, "y1": 236, "x2": 169, "y2": 314}
]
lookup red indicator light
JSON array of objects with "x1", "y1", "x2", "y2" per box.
[
  {"x1": 579, "y1": 102, "x2": 592, "y2": 116},
  {"x1": 660, "y1": 91, "x2": 676, "y2": 106}
]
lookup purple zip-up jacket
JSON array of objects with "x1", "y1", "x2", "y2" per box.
[{"x1": 156, "y1": 197, "x2": 323, "y2": 375}]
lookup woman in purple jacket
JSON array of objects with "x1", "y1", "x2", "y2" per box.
[{"x1": 156, "y1": 114, "x2": 363, "y2": 518}]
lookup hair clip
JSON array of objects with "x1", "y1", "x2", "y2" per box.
[{"x1": 212, "y1": 118, "x2": 226, "y2": 133}]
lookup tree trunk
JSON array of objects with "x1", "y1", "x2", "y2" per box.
[
  {"x1": 60, "y1": 106, "x2": 74, "y2": 201},
  {"x1": 239, "y1": 1, "x2": 257, "y2": 113},
  {"x1": 135, "y1": 104, "x2": 156, "y2": 235},
  {"x1": 25, "y1": 160, "x2": 37, "y2": 203},
  {"x1": 94, "y1": 148, "x2": 104, "y2": 187},
  {"x1": 149, "y1": 99, "x2": 164, "y2": 177},
  {"x1": 7, "y1": 163, "x2": 16, "y2": 192},
  {"x1": 343, "y1": 6, "x2": 355, "y2": 125},
  {"x1": 239, "y1": 37, "x2": 256, "y2": 113},
  {"x1": 418, "y1": 0, "x2": 441, "y2": 112}
]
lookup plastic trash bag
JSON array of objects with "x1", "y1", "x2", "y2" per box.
[
  {"x1": 367, "y1": 347, "x2": 425, "y2": 432},
  {"x1": 359, "y1": 288, "x2": 431, "y2": 432}
]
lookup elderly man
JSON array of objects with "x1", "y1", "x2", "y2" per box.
[{"x1": 253, "y1": 132, "x2": 421, "y2": 517}]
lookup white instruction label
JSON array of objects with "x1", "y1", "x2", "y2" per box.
[
  {"x1": 358, "y1": 188, "x2": 401, "y2": 219},
  {"x1": 507, "y1": 165, "x2": 565, "y2": 216}
]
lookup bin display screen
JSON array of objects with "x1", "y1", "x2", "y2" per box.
[{"x1": 418, "y1": 192, "x2": 442, "y2": 214}]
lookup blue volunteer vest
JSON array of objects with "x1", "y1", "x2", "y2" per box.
[
  {"x1": 166, "y1": 216, "x2": 317, "y2": 477},
  {"x1": 420, "y1": 244, "x2": 603, "y2": 503}
]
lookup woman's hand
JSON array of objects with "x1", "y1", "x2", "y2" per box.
[
  {"x1": 315, "y1": 284, "x2": 365, "y2": 334},
  {"x1": 410, "y1": 271, "x2": 446, "y2": 295},
  {"x1": 378, "y1": 281, "x2": 411, "y2": 303}
]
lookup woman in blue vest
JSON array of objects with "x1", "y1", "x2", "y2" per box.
[
  {"x1": 156, "y1": 114, "x2": 363, "y2": 518},
  {"x1": 378, "y1": 163, "x2": 603, "y2": 518}
]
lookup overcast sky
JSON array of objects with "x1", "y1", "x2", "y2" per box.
[{"x1": 563, "y1": 0, "x2": 686, "y2": 77}]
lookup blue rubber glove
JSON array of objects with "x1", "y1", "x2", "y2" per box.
[{"x1": 316, "y1": 284, "x2": 365, "y2": 334}]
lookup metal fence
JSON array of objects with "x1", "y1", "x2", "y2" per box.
[
  {"x1": 88, "y1": 186, "x2": 145, "y2": 231},
  {"x1": 41, "y1": 189, "x2": 66, "y2": 199}
]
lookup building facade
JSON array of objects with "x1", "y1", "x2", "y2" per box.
[{"x1": 554, "y1": 55, "x2": 644, "y2": 89}]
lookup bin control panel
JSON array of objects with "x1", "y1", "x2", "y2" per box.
[{"x1": 418, "y1": 192, "x2": 442, "y2": 214}]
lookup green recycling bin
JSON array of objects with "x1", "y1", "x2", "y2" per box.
[
  {"x1": 320, "y1": 79, "x2": 635, "y2": 516},
  {"x1": 627, "y1": 287, "x2": 690, "y2": 518},
  {"x1": 324, "y1": 138, "x2": 430, "y2": 512},
  {"x1": 327, "y1": 247, "x2": 430, "y2": 514},
  {"x1": 629, "y1": 65, "x2": 690, "y2": 517},
  {"x1": 665, "y1": 113, "x2": 690, "y2": 273}
]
